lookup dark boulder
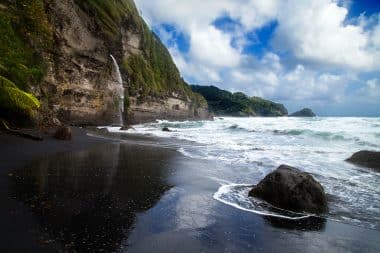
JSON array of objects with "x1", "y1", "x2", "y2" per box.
[
  {"x1": 120, "y1": 125, "x2": 134, "y2": 131},
  {"x1": 249, "y1": 165, "x2": 328, "y2": 213},
  {"x1": 346, "y1": 151, "x2": 380, "y2": 171},
  {"x1": 53, "y1": 126, "x2": 72, "y2": 141},
  {"x1": 162, "y1": 127, "x2": 171, "y2": 132},
  {"x1": 290, "y1": 108, "x2": 316, "y2": 117}
]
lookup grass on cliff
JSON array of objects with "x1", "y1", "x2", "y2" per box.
[
  {"x1": 191, "y1": 85, "x2": 287, "y2": 116},
  {"x1": 75, "y1": 0, "x2": 206, "y2": 108},
  {"x1": 0, "y1": 0, "x2": 51, "y2": 119}
]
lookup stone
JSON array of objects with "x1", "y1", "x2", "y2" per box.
[
  {"x1": 346, "y1": 150, "x2": 380, "y2": 171},
  {"x1": 162, "y1": 127, "x2": 171, "y2": 132},
  {"x1": 249, "y1": 165, "x2": 328, "y2": 213},
  {"x1": 53, "y1": 126, "x2": 72, "y2": 141},
  {"x1": 120, "y1": 125, "x2": 134, "y2": 131}
]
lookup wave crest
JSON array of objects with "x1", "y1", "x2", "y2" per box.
[{"x1": 213, "y1": 184, "x2": 312, "y2": 220}]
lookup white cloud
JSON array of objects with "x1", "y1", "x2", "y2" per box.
[
  {"x1": 274, "y1": 0, "x2": 380, "y2": 71},
  {"x1": 134, "y1": 0, "x2": 380, "y2": 115},
  {"x1": 189, "y1": 24, "x2": 241, "y2": 68}
]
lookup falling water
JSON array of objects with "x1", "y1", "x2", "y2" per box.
[{"x1": 110, "y1": 55, "x2": 125, "y2": 125}]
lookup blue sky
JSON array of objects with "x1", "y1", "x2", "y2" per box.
[{"x1": 135, "y1": 0, "x2": 380, "y2": 116}]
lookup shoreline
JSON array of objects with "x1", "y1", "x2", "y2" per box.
[{"x1": 0, "y1": 126, "x2": 379, "y2": 252}]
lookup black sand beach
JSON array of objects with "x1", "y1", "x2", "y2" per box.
[{"x1": 1, "y1": 129, "x2": 380, "y2": 252}]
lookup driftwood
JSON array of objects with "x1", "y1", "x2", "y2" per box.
[{"x1": 0, "y1": 119, "x2": 43, "y2": 141}]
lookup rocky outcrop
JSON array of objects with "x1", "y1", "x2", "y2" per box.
[
  {"x1": 290, "y1": 108, "x2": 316, "y2": 117},
  {"x1": 38, "y1": 0, "x2": 123, "y2": 126},
  {"x1": 2, "y1": 0, "x2": 210, "y2": 126},
  {"x1": 249, "y1": 165, "x2": 328, "y2": 214},
  {"x1": 127, "y1": 95, "x2": 210, "y2": 124},
  {"x1": 346, "y1": 151, "x2": 380, "y2": 171}
]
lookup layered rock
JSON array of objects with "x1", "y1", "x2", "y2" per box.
[
  {"x1": 249, "y1": 165, "x2": 328, "y2": 214},
  {"x1": 127, "y1": 95, "x2": 210, "y2": 124}
]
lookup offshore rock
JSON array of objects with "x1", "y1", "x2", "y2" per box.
[{"x1": 346, "y1": 151, "x2": 380, "y2": 172}]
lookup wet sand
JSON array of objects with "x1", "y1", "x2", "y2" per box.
[{"x1": 1, "y1": 129, "x2": 380, "y2": 252}]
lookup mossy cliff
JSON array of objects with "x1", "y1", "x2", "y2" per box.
[
  {"x1": 0, "y1": 0, "x2": 51, "y2": 123},
  {"x1": 0, "y1": 0, "x2": 210, "y2": 126}
]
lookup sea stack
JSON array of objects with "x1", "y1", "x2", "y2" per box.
[{"x1": 290, "y1": 108, "x2": 316, "y2": 117}]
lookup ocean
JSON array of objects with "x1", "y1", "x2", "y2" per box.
[{"x1": 108, "y1": 117, "x2": 380, "y2": 230}]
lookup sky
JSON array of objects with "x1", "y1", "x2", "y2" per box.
[{"x1": 134, "y1": 0, "x2": 380, "y2": 116}]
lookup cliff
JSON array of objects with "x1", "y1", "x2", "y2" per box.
[
  {"x1": 191, "y1": 85, "x2": 288, "y2": 117},
  {"x1": 0, "y1": 0, "x2": 209, "y2": 126}
]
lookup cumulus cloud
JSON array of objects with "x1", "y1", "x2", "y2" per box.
[
  {"x1": 134, "y1": 0, "x2": 380, "y2": 115},
  {"x1": 273, "y1": 0, "x2": 380, "y2": 71},
  {"x1": 189, "y1": 24, "x2": 241, "y2": 68}
]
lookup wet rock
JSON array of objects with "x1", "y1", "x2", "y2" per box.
[
  {"x1": 249, "y1": 165, "x2": 328, "y2": 214},
  {"x1": 346, "y1": 150, "x2": 380, "y2": 171},
  {"x1": 162, "y1": 127, "x2": 171, "y2": 132},
  {"x1": 98, "y1": 128, "x2": 109, "y2": 135},
  {"x1": 120, "y1": 125, "x2": 134, "y2": 131},
  {"x1": 53, "y1": 126, "x2": 72, "y2": 141}
]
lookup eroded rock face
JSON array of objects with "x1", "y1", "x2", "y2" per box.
[
  {"x1": 127, "y1": 96, "x2": 211, "y2": 124},
  {"x1": 346, "y1": 151, "x2": 380, "y2": 171},
  {"x1": 38, "y1": 0, "x2": 210, "y2": 126},
  {"x1": 249, "y1": 165, "x2": 328, "y2": 214},
  {"x1": 41, "y1": 0, "x2": 122, "y2": 126}
]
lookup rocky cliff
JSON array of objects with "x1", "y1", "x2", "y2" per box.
[{"x1": 0, "y1": 0, "x2": 210, "y2": 126}]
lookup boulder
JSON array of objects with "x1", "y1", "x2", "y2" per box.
[
  {"x1": 249, "y1": 165, "x2": 328, "y2": 213},
  {"x1": 290, "y1": 108, "x2": 316, "y2": 117},
  {"x1": 162, "y1": 127, "x2": 171, "y2": 132},
  {"x1": 346, "y1": 151, "x2": 380, "y2": 171},
  {"x1": 120, "y1": 125, "x2": 134, "y2": 131},
  {"x1": 53, "y1": 126, "x2": 72, "y2": 141}
]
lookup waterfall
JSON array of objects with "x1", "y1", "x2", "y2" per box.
[{"x1": 110, "y1": 55, "x2": 125, "y2": 125}]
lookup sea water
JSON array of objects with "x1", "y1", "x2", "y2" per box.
[{"x1": 109, "y1": 117, "x2": 380, "y2": 230}]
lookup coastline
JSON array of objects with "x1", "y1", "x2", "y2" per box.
[{"x1": 0, "y1": 127, "x2": 379, "y2": 252}]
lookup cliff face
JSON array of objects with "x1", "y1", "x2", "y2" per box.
[{"x1": 0, "y1": 0, "x2": 210, "y2": 126}]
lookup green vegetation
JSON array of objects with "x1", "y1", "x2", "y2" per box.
[
  {"x1": 74, "y1": 0, "x2": 138, "y2": 40},
  {"x1": 0, "y1": 0, "x2": 51, "y2": 120},
  {"x1": 76, "y1": 0, "x2": 198, "y2": 102},
  {"x1": 0, "y1": 0, "x2": 208, "y2": 123},
  {"x1": 0, "y1": 76, "x2": 40, "y2": 117},
  {"x1": 191, "y1": 85, "x2": 288, "y2": 116}
]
